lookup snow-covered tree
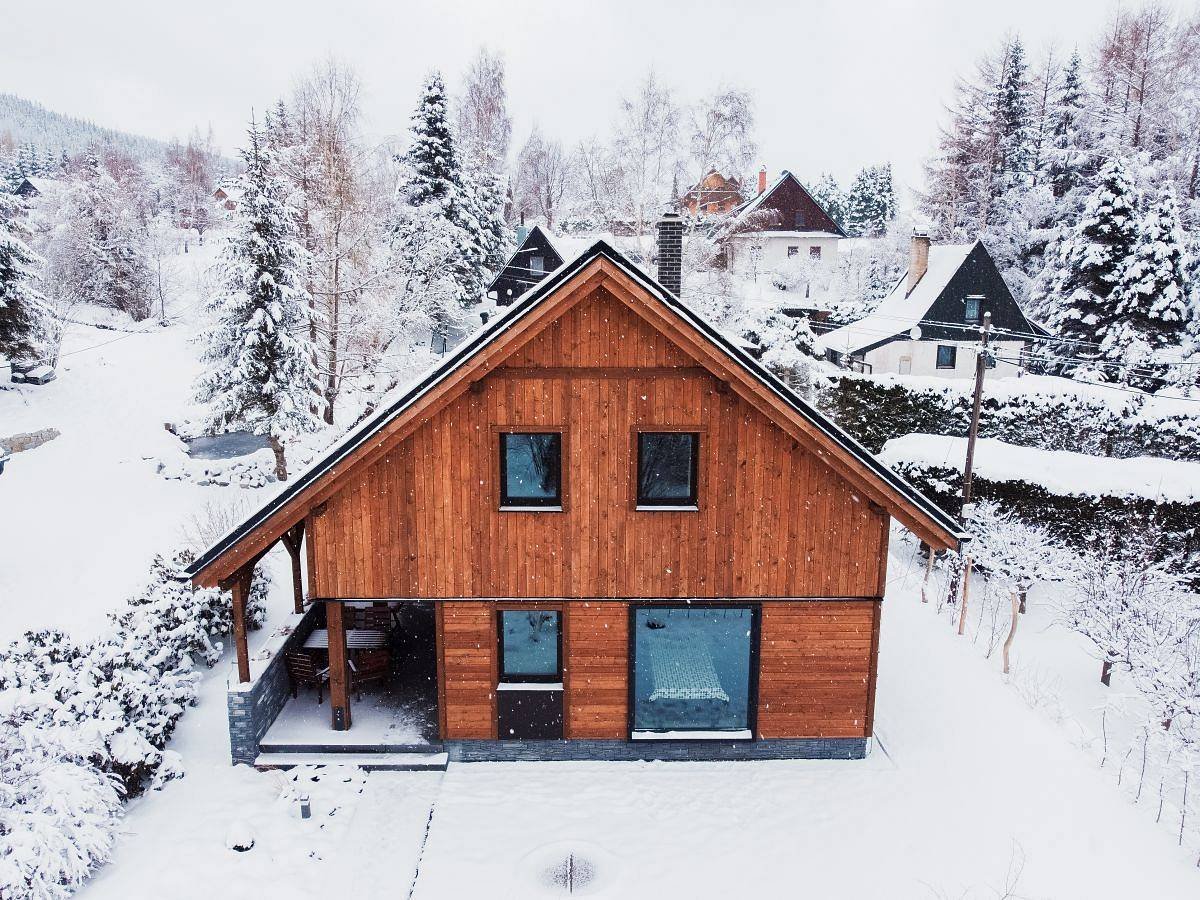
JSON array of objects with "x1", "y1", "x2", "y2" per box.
[
  {"x1": 0, "y1": 192, "x2": 43, "y2": 361},
  {"x1": 0, "y1": 701, "x2": 123, "y2": 900},
  {"x1": 844, "y1": 164, "x2": 896, "y2": 237},
  {"x1": 1045, "y1": 157, "x2": 1141, "y2": 352},
  {"x1": 740, "y1": 304, "x2": 820, "y2": 393},
  {"x1": 1045, "y1": 50, "x2": 1090, "y2": 201},
  {"x1": 513, "y1": 126, "x2": 572, "y2": 231},
  {"x1": 810, "y1": 173, "x2": 846, "y2": 231},
  {"x1": 395, "y1": 71, "x2": 485, "y2": 303},
  {"x1": 194, "y1": 121, "x2": 324, "y2": 479},
  {"x1": 1104, "y1": 186, "x2": 1192, "y2": 383}
]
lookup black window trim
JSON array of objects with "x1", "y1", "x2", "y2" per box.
[
  {"x1": 498, "y1": 430, "x2": 564, "y2": 510},
  {"x1": 635, "y1": 430, "x2": 701, "y2": 510},
  {"x1": 625, "y1": 602, "x2": 761, "y2": 741},
  {"x1": 497, "y1": 608, "x2": 563, "y2": 684},
  {"x1": 936, "y1": 345, "x2": 958, "y2": 369},
  {"x1": 964, "y1": 296, "x2": 982, "y2": 324}
]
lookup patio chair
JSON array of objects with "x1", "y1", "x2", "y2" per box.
[
  {"x1": 284, "y1": 651, "x2": 330, "y2": 704},
  {"x1": 357, "y1": 607, "x2": 396, "y2": 632},
  {"x1": 349, "y1": 649, "x2": 391, "y2": 701}
]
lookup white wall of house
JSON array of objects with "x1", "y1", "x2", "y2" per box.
[
  {"x1": 727, "y1": 233, "x2": 841, "y2": 273},
  {"x1": 860, "y1": 339, "x2": 1027, "y2": 379}
]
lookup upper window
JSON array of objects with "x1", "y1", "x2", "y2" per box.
[
  {"x1": 500, "y1": 433, "x2": 562, "y2": 508},
  {"x1": 529, "y1": 255, "x2": 545, "y2": 275},
  {"x1": 637, "y1": 432, "x2": 699, "y2": 507},
  {"x1": 964, "y1": 297, "x2": 981, "y2": 323},
  {"x1": 793, "y1": 212, "x2": 804, "y2": 229},
  {"x1": 499, "y1": 610, "x2": 560, "y2": 681},
  {"x1": 936, "y1": 345, "x2": 958, "y2": 369},
  {"x1": 787, "y1": 246, "x2": 799, "y2": 258},
  {"x1": 809, "y1": 246, "x2": 822, "y2": 260}
]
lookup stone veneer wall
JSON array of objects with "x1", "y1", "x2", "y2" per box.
[
  {"x1": 227, "y1": 606, "x2": 320, "y2": 765},
  {"x1": 445, "y1": 737, "x2": 868, "y2": 762}
]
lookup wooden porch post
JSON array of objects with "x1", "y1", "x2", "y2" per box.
[
  {"x1": 229, "y1": 568, "x2": 252, "y2": 684},
  {"x1": 280, "y1": 522, "x2": 306, "y2": 615},
  {"x1": 326, "y1": 601, "x2": 352, "y2": 730}
]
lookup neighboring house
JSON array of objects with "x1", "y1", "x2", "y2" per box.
[
  {"x1": 187, "y1": 221, "x2": 963, "y2": 768},
  {"x1": 821, "y1": 235, "x2": 1049, "y2": 378},
  {"x1": 487, "y1": 225, "x2": 565, "y2": 306},
  {"x1": 725, "y1": 169, "x2": 846, "y2": 272},
  {"x1": 13, "y1": 176, "x2": 54, "y2": 198},
  {"x1": 213, "y1": 185, "x2": 240, "y2": 211},
  {"x1": 680, "y1": 169, "x2": 744, "y2": 216}
]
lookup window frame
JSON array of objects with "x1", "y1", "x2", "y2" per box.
[
  {"x1": 964, "y1": 296, "x2": 982, "y2": 324},
  {"x1": 529, "y1": 255, "x2": 545, "y2": 275},
  {"x1": 626, "y1": 602, "x2": 761, "y2": 741},
  {"x1": 496, "y1": 608, "x2": 563, "y2": 684},
  {"x1": 496, "y1": 427, "x2": 566, "y2": 511},
  {"x1": 808, "y1": 245, "x2": 822, "y2": 260},
  {"x1": 787, "y1": 245, "x2": 799, "y2": 258},
  {"x1": 936, "y1": 345, "x2": 958, "y2": 369},
  {"x1": 632, "y1": 429, "x2": 702, "y2": 510}
]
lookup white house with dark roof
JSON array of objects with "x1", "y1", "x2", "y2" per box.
[
  {"x1": 820, "y1": 235, "x2": 1049, "y2": 379},
  {"x1": 724, "y1": 169, "x2": 846, "y2": 273}
]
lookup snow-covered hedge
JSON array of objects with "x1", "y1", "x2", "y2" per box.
[
  {"x1": 0, "y1": 551, "x2": 268, "y2": 898},
  {"x1": 821, "y1": 374, "x2": 1200, "y2": 460}
]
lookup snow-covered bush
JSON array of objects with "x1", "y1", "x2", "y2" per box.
[
  {"x1": 0, "y1": 697, "x2": 123, "y2": 900},
  {"x1": 154, "y1": 449, "x2": 277, "y2": 489}
]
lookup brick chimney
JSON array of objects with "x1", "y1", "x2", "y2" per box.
[
  {"x1": 907, "y1": 232, "x2": 931, "y2": 295},
  {"x1": 757, "y1": 166, "x2": 767, "y2": 196},
  {"x1": 656, "y1": 211, "x2": 684, "y2": 297}
]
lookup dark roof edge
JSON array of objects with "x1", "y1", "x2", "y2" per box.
[{"x1": 188, "y1": 241, "x2": 963, "y2": 577}]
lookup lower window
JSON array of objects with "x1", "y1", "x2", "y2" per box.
[
  {"x1": 936, "y1": 345, "x2": 958, "y2": 369},
  {"x1": 499, "y1": 610, "x2": 561, "y2": 682},
  {"x1": 631, "y1": 606, "x2": 755, "y2": 736}
]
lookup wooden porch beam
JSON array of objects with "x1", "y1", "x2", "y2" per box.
[
  {"x1": 229, "y1": 567, "x2": 253, "y2": 684},
  {"x1": 326, "y1": 601, "x2": 352, "y2": 731},
  {"x1": 280, "y1": 522, "x2": 306, "y2": 615}
]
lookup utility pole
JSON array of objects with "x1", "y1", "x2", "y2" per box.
[{"x1": 957, "y1": 312, "x2": 992, "y2": 636}]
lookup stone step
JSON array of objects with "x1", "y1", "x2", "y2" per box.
[
  {"x1": 258, "y1": 741, "x2": 442, "y2": 755},
  {"x1": 254, "y1": 751, "x2": 448, "y2": 771}
]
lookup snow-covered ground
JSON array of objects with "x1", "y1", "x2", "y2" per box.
[{"x1": 73, "y1": 537, "x2": 1199, "y2": 899}]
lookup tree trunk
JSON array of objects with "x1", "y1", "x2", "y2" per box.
[
  {"x1": 1018, "y1": 588, "x2": 1027, "y2": 614},
  {"x1": 957, "y1": 556, "x2": 974, "y2": 636},
  {"x1": 268, "y1": 434, "x2": 288, "y2": 481},
  {"x1": 1002, "y1": 591, "x2": 1019, "y2": 674},
  {"x1": 921, "y1": 548, "x2": 935, "y2": 604},
  {"x1": 1101, "y1": 657, "x2": 1114, "y2": 686}
]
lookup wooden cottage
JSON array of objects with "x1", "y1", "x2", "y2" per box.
[
  {"x1": 486, "y1": 225, "x2": 564, "y2": 307},
  {"x1": 188, "y1": 231, "x2": 963, "y2": 764}
]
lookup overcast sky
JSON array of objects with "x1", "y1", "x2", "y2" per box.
[{"x1": 4, "y1": 0, "x2": 1120, "y2": 199}]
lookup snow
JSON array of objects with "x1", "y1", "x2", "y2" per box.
[
  {"x1": 73, "y1": 537, "x2": 1200, "y2": 899},
  {"x1": 880, "y1": 432, "x2": 1200, "y2": 502},
  {"x1": 820, "y1": 242, "x2": 976, "y2": 355},
  {"x1": 261, "y1": 686, "x2": 431, "y2": 748}
]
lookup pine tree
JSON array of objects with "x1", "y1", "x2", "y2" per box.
[
  {"x1": 1048, "y1": 157, "x2": 1141, "y2": 351},
  {"x1": 811, "y1": 173, "x2": 846, "y2": 231},
  {"x1": 1046, "y1": 50, "x2": 1089, "y2": 200},
  {"x1": 395, "y1": 72, "x2": 485, "y2": 309},
  {"x1": 0, "y1": 192, "x2": 43, "y2": 361},
  {"x1": 194, "y1": 122, "x2": 324, "y2": 478},
  {"x1": 845, "y1": 165, "x2": 896, "y2": 237},
  {"x1": 991, "y1": 37, "x2": 1033, "y2": 199},
  {"x1": 1104, "y1": 186, "x2": 1191, "y2": 382}
]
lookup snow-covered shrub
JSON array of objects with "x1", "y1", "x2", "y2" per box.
[
  {"x1": 154, "y1": 450, "x2": 277, "y2": 489},
  {"x1": 0, "y1": 697, "x2": 123, "y2": 900}
]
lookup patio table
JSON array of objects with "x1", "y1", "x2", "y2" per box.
[{"x1": 304, "y1": 628, "x2": 389, "y2": 650}]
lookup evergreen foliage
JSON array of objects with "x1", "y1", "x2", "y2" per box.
[
  {"x1": 195, "y1": 121, "x2": 324, "y2": 444},
  {"x1": 844, "y1": 165, "x2": 896, "y2": 237},
  {"x1": 810, "y1": 173, "x2": 846, "y2": 230},
  {"x1": 0, "y1": 192, "x2": 44, "y2": 360}
]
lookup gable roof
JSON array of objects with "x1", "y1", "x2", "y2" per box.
[
  {"x1": 732, "y1": 171, "x2": 847, "y2": 238},
  {"x1": 820, "y1": 240, "x2": 1050, "y2": 356},
  {"x1": 187, "y1": 241, "x2": 965, "y2": 586},
  {"x1": 821, "y1": 243, "x2": 976, "y2": 356}
]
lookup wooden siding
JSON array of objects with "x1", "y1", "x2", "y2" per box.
[
  {"x1": 437, "y1": 602, "x2": 496, "y2": 739},
  {"x1": 308, "y1": 289, "x2": 889, "y2": 599},
  {"x1": 564, "y1": 602, "x2": 628, "y2": 738},
  {"x1": 756, "y1": 601, "x2": 878, "y2": 739}
]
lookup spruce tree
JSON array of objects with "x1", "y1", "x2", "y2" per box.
[
  {"x1": 1046, "y1": 50, "x2": 1088, "y2": 200},
  {"x1": 991, "y1": 36, "x2": 1033, "y2": 198},
  {"x1": 395, "y1": 71, "x2": 486, "y2": 308},
  {"x1": 194, "y1": 122, "x2": 324, "y2": 478},
  {"x1": 1104, "y1": 187, "x2": 1191, "y2": 382},
  {"x1": 845, "y1": 165, "x2": 896, "y2": 237},
  {"x1": 1048, "y1": 157, "x2": 1141, "y2": 350},
  {"x1": 811, "y1": 173, "x2": 847, "y2": 231},
  {"x1": 0, "y1": 192, "x2": 43, "y2": 361}
]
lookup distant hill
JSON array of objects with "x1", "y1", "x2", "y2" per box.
[{"x1": 0, "y1": 92, "x2": 170, "y2": 160}]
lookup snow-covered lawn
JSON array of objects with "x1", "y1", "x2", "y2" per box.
[{"x1": 77, "y1": 540, "x2": 1200, "y2": 900}]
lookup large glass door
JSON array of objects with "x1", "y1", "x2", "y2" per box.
[
  {"x1": 496, "y1": 609, "x2": 563, "y2": 739},
  {"x1": 630, "y1": 606, "x2": 757, "y2": 738}
]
